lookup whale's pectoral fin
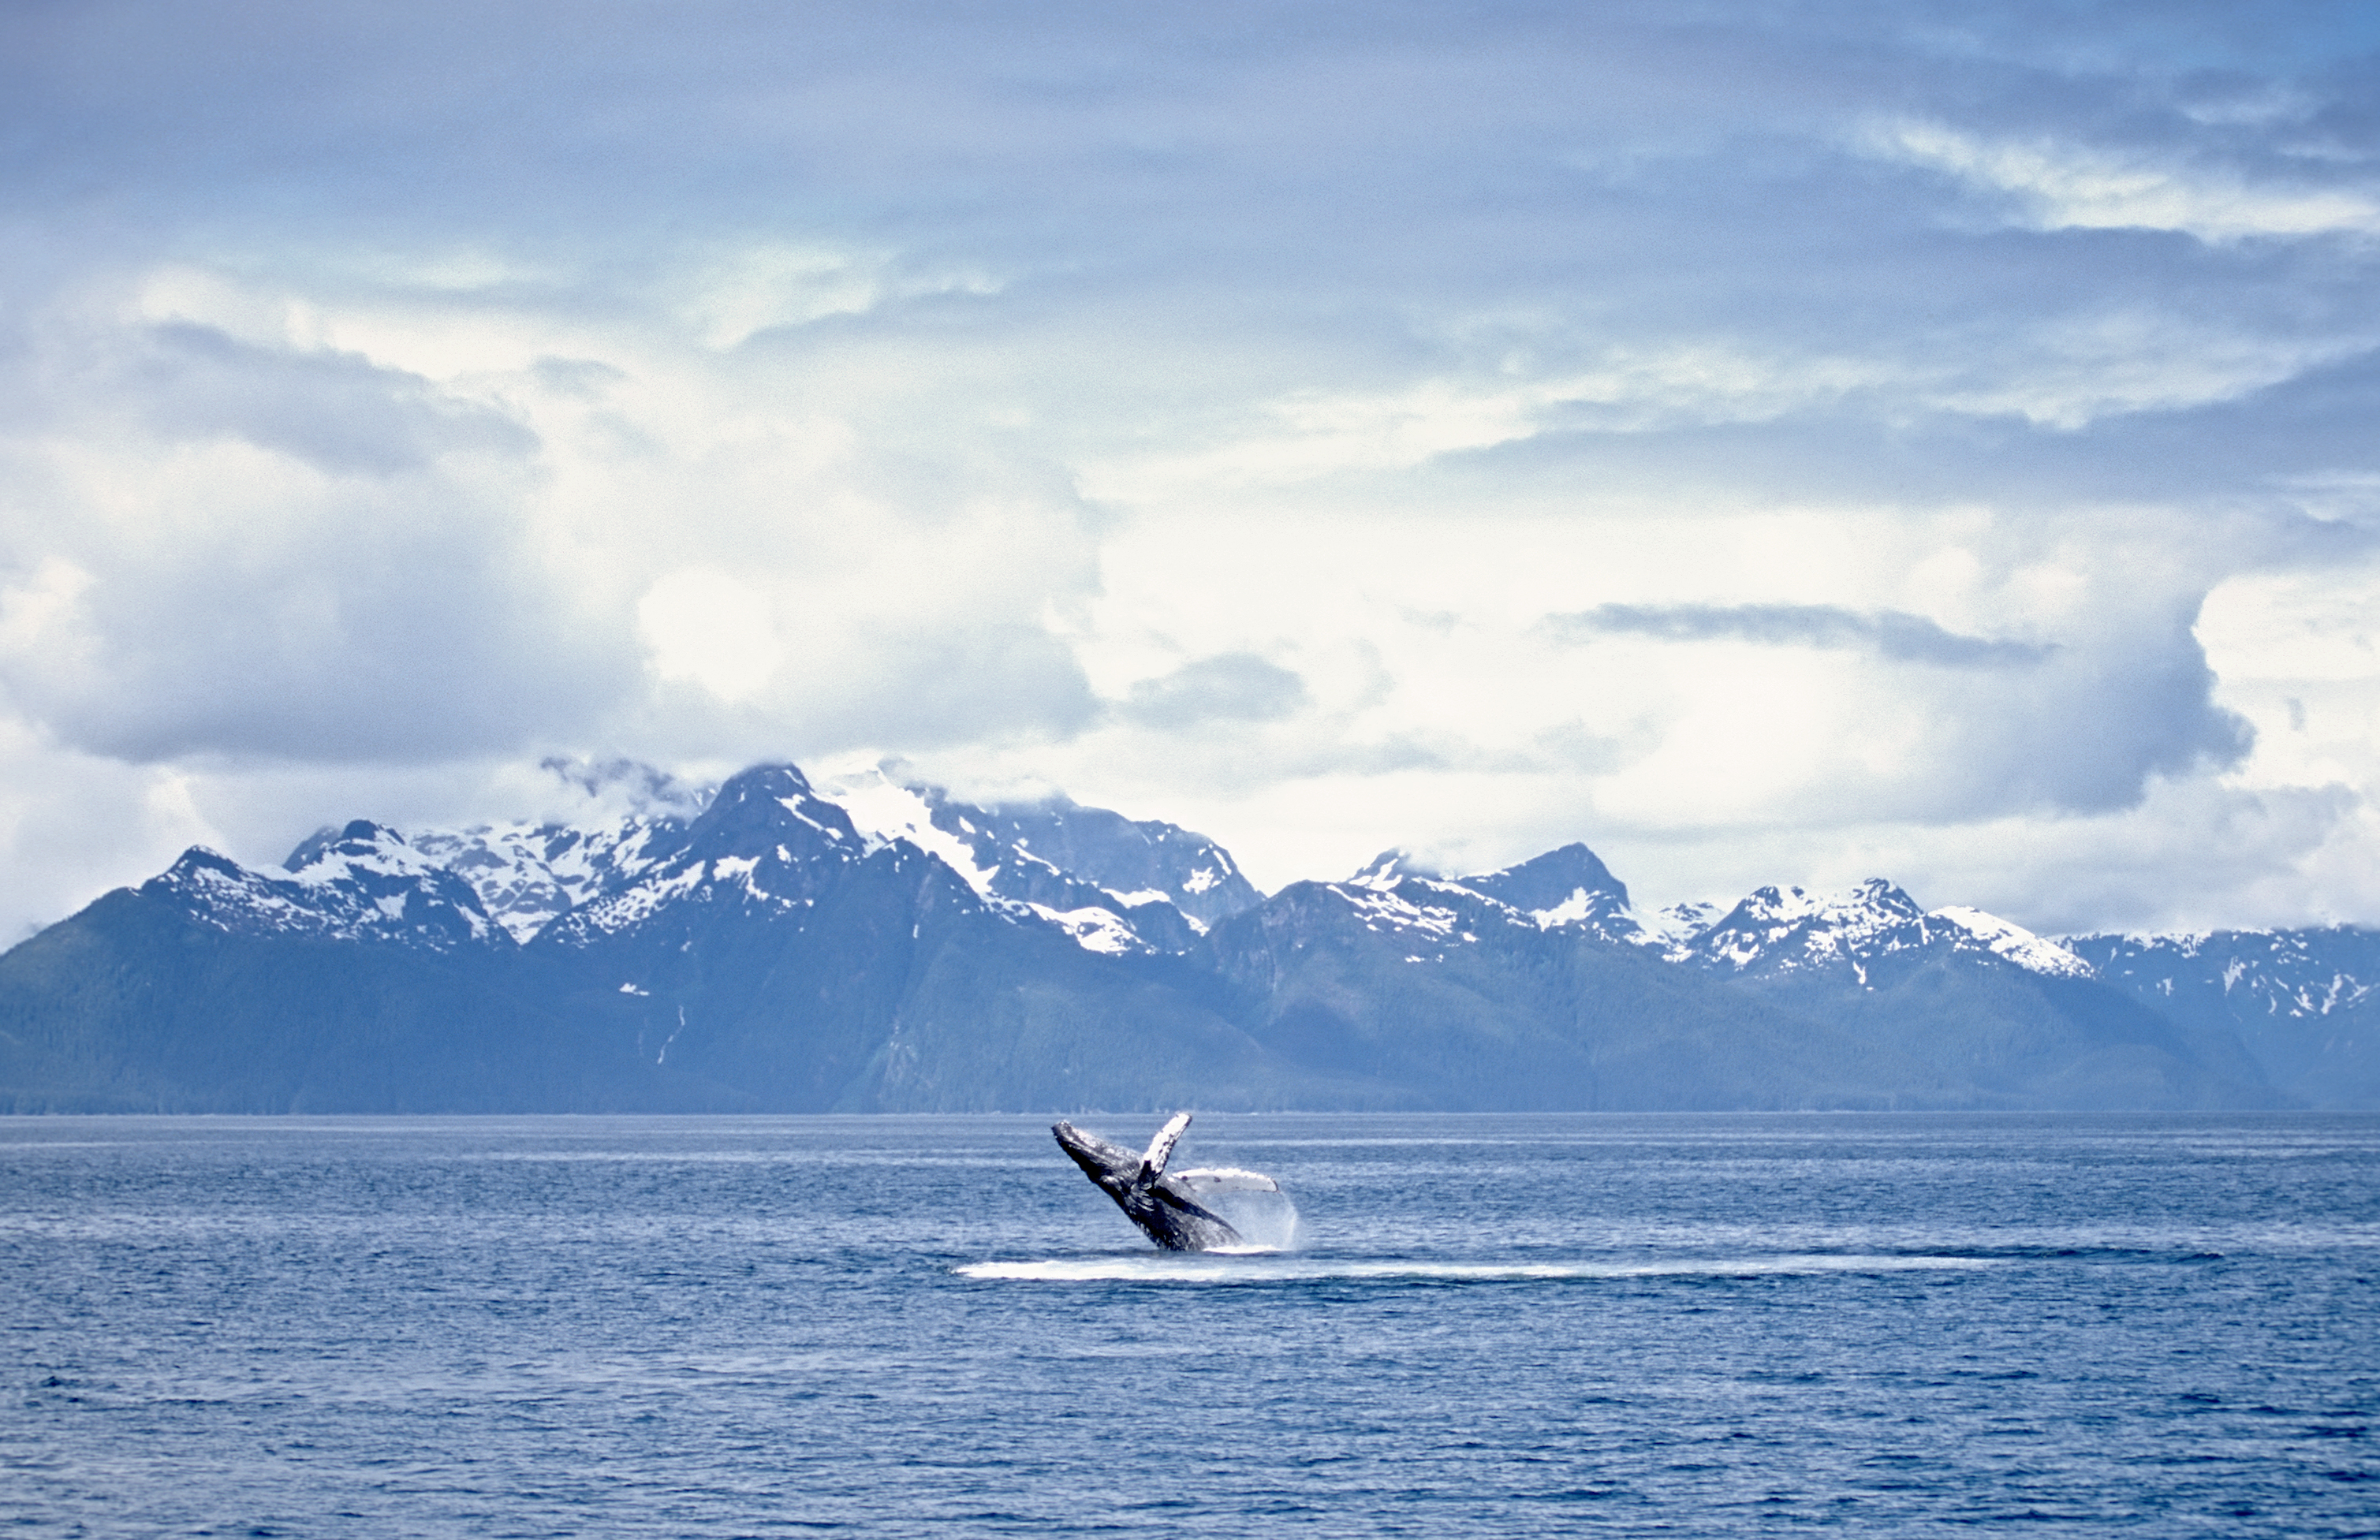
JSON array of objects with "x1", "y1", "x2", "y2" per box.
[
  {"x1": 1136, "y1": 1111, "x2": 1193, "y2": 1185},
  {"x1": 1172, "y1": 1168, "x2": 1280, "y2": 1194}
]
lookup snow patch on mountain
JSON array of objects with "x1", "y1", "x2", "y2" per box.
[
  {"x1": 562, "y1": 859, "x2": 711, "y2": 937},
  {"x1": 1623, "y1": 901, "x2": 1724, "y2": 957},
  {"x1": 819, "y1": 770, "x2": 1002, "y2": 896},
  {"x1": 1527, "y1": 887, "x2": 1601, "y2": 928},
  {"x1": 1318, "y1": 875, "x2": 1479, "y2": 963},
  {"x1": 1929, "y1": 906, "x2": 2094, "y2": 979},
  {"x1": 811, "y1": 766, "x2": 1222, "y2": 955},
  {"x1": 775, "y1": 794, "x2": 851, "y2": 843},
  {"x1": 1346, "y1": 850, "x2": 1424, "y2": 891},
  {"x1": 1442, "y1": 844, "x2": 1645, "y2": 945},
  {"x1": 916, "y1": 781, "x2": 1261, "y2": 930},
  {"x1": 1024, "y1": 904, "x2": 1143, "y2": 955}
]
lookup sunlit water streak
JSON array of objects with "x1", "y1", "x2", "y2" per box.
[{"x1": 3, "y1": 1111, "x2": 2376, "y2": 1538}]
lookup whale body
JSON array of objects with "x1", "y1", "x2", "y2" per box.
[{"x1": 1051, "y1": 1112, "x2": 1278, "y2": 1251}]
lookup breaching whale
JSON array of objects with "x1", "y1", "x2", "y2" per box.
[{"x1": 1051, "y1": 1112, "x2": 1280, "y2": 1251}]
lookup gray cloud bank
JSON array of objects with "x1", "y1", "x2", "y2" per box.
[
  {"x1": 1545, "y1": 603, "x2": 2056, "y2": 668},
  {"x1": 1123, "y1": 654, "x2": 1309, "y2": 730},
  {"x1": 130, "y1": 323, "x2": 537, "y2": 475}
]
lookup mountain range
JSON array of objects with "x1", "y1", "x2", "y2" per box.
[{"x1": 1, "y1": 760, "x2": 2371, "y2": 1112}]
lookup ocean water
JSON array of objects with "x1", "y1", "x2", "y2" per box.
[{"x1": 2, "y1": 1113, "x2": 2375, "y2": 1538}]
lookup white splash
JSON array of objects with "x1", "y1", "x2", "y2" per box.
[
  {"x1": 957, "y1": 1253, "x2": 1995, "y2": 1284},
  {"x1": 1170, "y1": 1167, "x2": 1300, "y2": 1250}
]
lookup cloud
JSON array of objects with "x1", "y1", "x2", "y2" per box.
[
  {"x1": 1121, "y1": 652, "x2": 1309, "y2": 729},
  {"x1": 0, "y1": 717, "x2": 219, "y2": 939},
  {"x1": 668, "y1": 242, "x2": 1009, "y2": 350},
  {"x1": 801, "y1": 621, "x2": 1102, "y2": 750},
  {"x1": 536, "y1": 755, "x2": 711, "y2": 818},
  {"x1": 1585, "y1": 775, "x2": 2367, "y2": 939},
  {"x1": 1, "y1": 2, "x2": 2378, "y2": 940},
  {"x1": 1570, "y1": 619, "x2": 2252, "y2": 831},
  {"x1": 0, "y1": 476, "x2": 630, "y2": 763},
  {"x1": 1869, "y1": 120, "x2": 2380, "y2": 242},
  {"x1": 1093, "y1": 312, "x2": 2373, "y2": 496},
  {"x1": 1543, "y1": 602, "x2": 2055, "y2": 668},
  {"x1": 637, "y1": 570, "x2": 784, "y2": 703},
  {"x1": 0, "y1": 252, "x2": 1123, "y2": 775},
  {"x1": 127, "y1": 322, "x2": 538, "y2": 474},
  {"x1": 1053, "y1": 501, "x2": 2277, "y2": 863},
  {"x1": 1173, "y1": 347, "x2": 1899, "y2": 480}
]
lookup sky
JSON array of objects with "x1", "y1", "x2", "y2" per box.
[{"x1": 4, "y1": 0, "x2": 2380, "y2": 941}]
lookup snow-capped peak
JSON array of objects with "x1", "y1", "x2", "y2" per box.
[
  {"x1": 141, "y1": 825, "x2": 505, "y2": 953},
  {"x1": 1687, "y1": 878, "x2": 2099, "y2": 985},
  {"x1": 283, "y1": 820, "x2": 450, "y2": 886},
  {"x1": 808, "y1": 765, "x2": 1256, "y2": 954},
  {"x1": 1424, "y1": 842, "x2": 1651, "y2": 944},
  {"x1": 1739, "y1": 878, "x2": 1922, "y2": 932},
  {"x1": 1697, "y1": 880, "x2": 1908, "y2": 975},
  {"x1": 1927, "y1": 906, "x2": 2095, "y2": 980}
]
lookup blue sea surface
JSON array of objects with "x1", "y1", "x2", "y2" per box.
[{"x1": 2, "y1": 1113, "x2": 2375, "y2": 1537}]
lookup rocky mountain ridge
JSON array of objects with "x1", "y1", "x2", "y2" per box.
[
  {"x1": 2, "y1": 758, "x2": 2371, "y2": 1112},
  {"x1": 348, "y1": 764, "x2": 1257, "y2": 961}
]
